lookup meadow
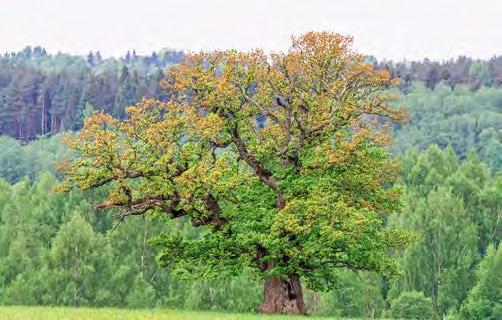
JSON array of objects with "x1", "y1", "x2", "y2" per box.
[{"x1": 0, "y1": 307, "x2": 352, "y2": 320}]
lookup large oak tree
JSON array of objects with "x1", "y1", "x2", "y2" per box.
[{"x1": 58, "y1": 32, "x2": 412, "y2": 314}]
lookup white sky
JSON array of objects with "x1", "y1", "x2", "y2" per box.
[{"x1": 0, "y1": 0, "x2": 501, "y2": 60}]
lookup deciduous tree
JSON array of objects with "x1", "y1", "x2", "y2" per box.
[{"x1": 58, "y1": 32, "x2": 412, "y2": 314}]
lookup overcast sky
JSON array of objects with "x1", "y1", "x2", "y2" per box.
[{"x1": 1, "y1": 0, "x2": 501, "y2": 60}]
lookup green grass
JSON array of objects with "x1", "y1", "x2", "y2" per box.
[{"x1": 0, "y1": 306, "x2": 349, "y2": 320}]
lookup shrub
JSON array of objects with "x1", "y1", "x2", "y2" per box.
[{"x1": 390, "y1": 291, "x2": 436, "y2": 319}]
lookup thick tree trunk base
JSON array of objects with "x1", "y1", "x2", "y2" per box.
[{"x1": 258, "y1": 275, "x2": 306, "y2": 315}]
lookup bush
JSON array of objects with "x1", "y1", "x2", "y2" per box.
[{"x1": 390, "y1": 291, "x2": 436, "y2": 319}]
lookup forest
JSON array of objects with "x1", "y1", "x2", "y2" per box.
[{"x1": 0, "y1": 39, "x2": 501, "y2": 320}]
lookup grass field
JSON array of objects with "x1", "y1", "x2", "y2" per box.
[{"x1": 0, "y1": 307, "x2": 352, "y2": 320}]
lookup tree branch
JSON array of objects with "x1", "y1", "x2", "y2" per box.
[{"x1": 229, "y1": 126, "x2": 278, "y2": 190}]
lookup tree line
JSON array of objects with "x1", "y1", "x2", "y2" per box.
[
  {"x1": 1, "y1": 46, "x2": 501, "y2": 142},
  {"x1": 0, "y1": 46, "x2": 183, "y2": 141},
  {"x1": 374, "y1": 55, "x2": 502, "y2": 91}
]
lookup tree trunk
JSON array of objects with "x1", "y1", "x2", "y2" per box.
[{"x1": 259, "y1": 275, "x2": 306, "y2": 315}]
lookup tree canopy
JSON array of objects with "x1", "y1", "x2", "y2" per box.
[{"x1": 58, "y1": 32, "x2": 413, "y2": 314}]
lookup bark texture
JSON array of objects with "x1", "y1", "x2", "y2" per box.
[{"x1": 259, "y1": 275, "x2": 306, "y2": 315}]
